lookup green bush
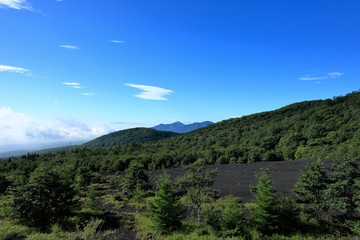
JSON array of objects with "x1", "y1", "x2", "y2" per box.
[
  {"x1": 7, "y1": 165, "x2": 78, "y2": 230},
  {"x1": 0, "y1": 221, "x2": 32, "y2": 240}
]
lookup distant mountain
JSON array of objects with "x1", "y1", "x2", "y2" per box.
[
  {"x1": 82, "y1": 127, "x2": 178, "y2": 148},
  {"x1": 152, "y1": 121, "x2": 213, "y2": 133}
]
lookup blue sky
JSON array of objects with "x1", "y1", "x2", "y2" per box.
[{"x1": 0, "y1": 0, "x2": 359, "y2": 149}]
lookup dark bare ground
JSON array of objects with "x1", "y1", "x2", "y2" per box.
[
  {"x1": 98, "y1": 159, "x2": 333, "y2": 239},
  {"x1": 148, "y1": 159, "x2": 333, "y2": 202}
]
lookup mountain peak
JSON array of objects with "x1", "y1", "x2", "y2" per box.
[{"x1": 152, "y1": 121, "x2": 213, "y2": 133}]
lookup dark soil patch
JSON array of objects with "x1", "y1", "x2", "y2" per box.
[{"x1": 147, "y1": 159, "x2": 333, "y2": 202}]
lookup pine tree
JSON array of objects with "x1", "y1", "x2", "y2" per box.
[
  {"x1": 121, "y1": 161, "x2": 149, "y2": 199},
  {"x1": 250, "y1": 168, "x2": 278, "y2": 234},
  {"x1": 219, "y1": 196, "x2": 244, "y2": 237},
  {"x1": 148, "y1": 174, "x2": 183, "y2": 234},
  {"x1": 325, "y1": 158, "x2": 360, "y2": 218},
  {"x1": 293, "y1": 160, "x2": 329, "y2": 221}
]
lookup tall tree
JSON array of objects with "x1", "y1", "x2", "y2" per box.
[
  {"x1": 148, "y1": 174, "x2": 183, "y2": 234},
  {"x1": 8, "y1": 165, "x2": 77, "y2": 230},
  {"x1": 293, "y1": 160, "x2": 329, "y2": 221},
  {"x1": 219, "y1": 196, "x2": 244, "y2": 237},
  {"x1": 121, "y1": 161, "x2": 149, "y2": 199},
  {"x1": 176, "y1": 163, "x2": 217, "y2": 221},
  {"x1": 325, "y1": 158, "x2": 360, "y2": 218},
  {"x1": 250, "y1": 168, "x2": 279, "y2": 234}
]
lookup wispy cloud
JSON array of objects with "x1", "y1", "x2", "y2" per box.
[
  {"x1": 0, "y1": 64, "x2": 29, "y2": 74},
  {"x1": 299, "y1": 72, "x2": 344, "y2": 81},
  {"x1": 62, "y1": 83, "x2": 91, "y2": 94},
  {"x1": 110, "y1": 40, "x2": 126, "y2": 44},
  {"x1": 62, "y1": 82, "x2": 81, "y2": 86},
  {"x1": 82, "y1": 92, "x2": 96, "y2": 96},
  {"x1": 125, "y1": 83, "x2": 174, "y2": 100},
  {"x1": 327, "y1": 72, "x2": 343, "y2": 77},
  {"x1": 0, "y1": 0, "x2": 33, "y2": 10},
  {"x1": 59, "y1": 45, "x2": 79, "y2": 50}
]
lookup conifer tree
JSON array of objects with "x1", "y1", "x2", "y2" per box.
[
  {"x1": 121, "y1": 161, "x2": 149, "y2": 199},
  {"x1": 148, "y1": 174, "x2": 183, "y2": 234},
  {"x1": 293, "y1": 160, "x2": 329, "y2": 221},
  {"x1": 219, "y1": 196, "x2": 244, "y2": 237},
  {"x1": 250, "y1": 168, "x2": 278, "y2": 234},
  {"x1": 325, "y1": 158, "x2": 360, "y2": 218}
]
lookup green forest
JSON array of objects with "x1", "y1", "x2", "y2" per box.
[{"x1": 0, "y1": 91, "x2": 359, "y2": 239}]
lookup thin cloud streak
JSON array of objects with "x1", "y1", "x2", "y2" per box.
[
  {"x1": 298, "y1": 72, "x2": 344, "y2": 81},
  {"x1": 125, "y1": 83, "x2": 174, "y2": 100},
  {"x1": 0, "y1": 0, "x2": 33, "y2": 10},
  {"x1": 62, "y1": 82, "x2": 81, "y2": 86},
  {"x1": 0, "y1": 64, "x2": 29, "y2": 74},
  {"x1": 82, "y1": 92, "x2": 96, "y2": 96},
  {"x1": 110, "y1": 40, "x2": 126, "y2": 43},
  {"x1": 59, "y1": 45, "x2": 79, "y2": 50}
]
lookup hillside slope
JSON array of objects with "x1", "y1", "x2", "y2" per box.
[
  {"x1": 82, "y1": 128, "x2": 178, "y2": 148},
  {"x1": 1, "y1": 91, "x2": 359, "y2": 174},
  {"x1": 158, "y1": 91, "x2": 360, "y2": 165}
]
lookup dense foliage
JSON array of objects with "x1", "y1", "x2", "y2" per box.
[
  {"x1": 7, "y1": 165, "x2": 77, "y2": 229},
  {"x1": 148, "y1": 174, "x2": 183, "y2": 234},
  {"x1": 250, "y1": 169, "x2": 279, "y2": 234},
  {"x1": 1, "y1": 91, "x2": 360, "y2": 177}
]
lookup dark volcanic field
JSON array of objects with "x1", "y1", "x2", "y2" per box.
[{"x1": 148, "y1": 159, "x2": 333, "y2": 202}]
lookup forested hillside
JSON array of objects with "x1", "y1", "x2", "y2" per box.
[
  {"x1": 1, "y1": 91, "x2": 359, "y2": 174},
  {"x1": 82, "y1": 128, "x2": 178, "y2": 148},
  {"x1": 1, "y1": 91, "x2": 360, "y2": 240}
]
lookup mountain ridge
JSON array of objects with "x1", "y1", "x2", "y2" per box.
[
  {"x1": 81, "y1": 127, "x2": 178, "y2": 148},
  {"x1": 152, "y1": 121, "x2": 213, "y2": 133}
]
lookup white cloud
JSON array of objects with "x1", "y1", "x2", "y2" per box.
[
  {"x1": 0, "y1": 107, "x2": 110, "y2": 146},
  {"x1": 0, "y1": 0, "x2": 33, "y2": 10},
  {"x1": 59, "y1": 45, "x2": 79, "y2": 50},
  {"x1": 111, "y1": 40, "x2": 126, "y2": 43},
  {"x1": 0, "y1": 64, "x2": 29, "y2": 74},
  {"x1": 62, "y1": 82, "x2": 81, "y2": 86},
  {"x1": 125, "y1": 83, "x2": 174, "y2": 100},
  {"x1": 299, "y1": 72, "x2": 344, "y2": 81},
  {"x1": 298, "y1": 76, "x2": 326, "y2": 81},
  {"x1": 82, "y1": 92, "x2": 96, "y2": 96},
  {"x1": 62, "y1": 83, "x2": 90, "y2": 93},
  {"x1": 327, "y1": 72, "x2": 343, "y2": 77}
]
